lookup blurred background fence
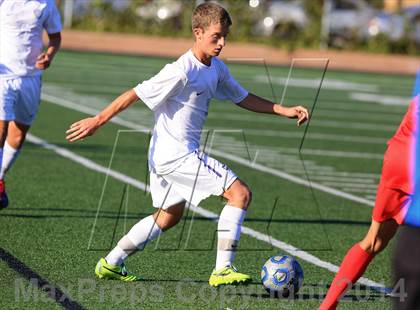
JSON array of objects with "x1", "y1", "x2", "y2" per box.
[{"x1": 56, "y1": 0, "x2": 419, "y2": 55}]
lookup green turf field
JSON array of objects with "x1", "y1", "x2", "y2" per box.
[{"x1": 0, "y1": 50, "x2": 415, "y2": 309}]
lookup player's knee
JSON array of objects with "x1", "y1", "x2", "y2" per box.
[
  {"x1": 230, "y1": 186, "x2": 252, "y2": 208},
  {"x1": 7, "y1": 133, "x2": 25, "y2": 149}
]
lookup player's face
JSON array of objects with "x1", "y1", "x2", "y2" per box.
[{"x1": 195, "y1": 23, "x2": 230, "y2": 57}]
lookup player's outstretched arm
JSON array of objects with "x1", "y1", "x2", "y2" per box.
[
  {"x1": 237, "y1": 93, "x2": 309, "y2": 126},
  {"x1": 66, "y1": 89, "x2": 139, "y2": 142}
]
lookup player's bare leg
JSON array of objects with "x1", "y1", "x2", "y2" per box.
[
  {"x1": 0, "y1": 121, "x2": 30, "y2": 209},
  {"x1": 359, "y1": 219, "x2": 399, "y2": 254},
  {"x1": 153, "y1": 201, "x2": 186, "y2": 231},
  {"x1": 0, "y1": 120, "x2": 9, "y2": 209},
  {"x1": 6, "y1": 121, "x2": 30, "y2": 149},
  {"x1": 319, "y1": 219, "x2": 399, "y2": 309},
  {"x1": 2, "y1": 121, "x2": 29, "y2": 175},
  {"x1": 209, "y1": 179, "x2": 252, "y2": 287}
]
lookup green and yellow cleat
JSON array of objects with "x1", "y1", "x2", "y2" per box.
[
  {"x1": 95, "y1": 258, "x2": 141, "y2": 282},
  {"x1": 209, "y1": 265, "x2": 252, "y2": 287}
]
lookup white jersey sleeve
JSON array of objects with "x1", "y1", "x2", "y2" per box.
[
  {"x1": 134, "y1": 64, "x2": 187, "y2": 111},
  {"x1": 44, "y1": 0, "x2": 62, "y2": 34},
  {"x1": 215, "y1": 62, "x2": 248, "y2": 104}
]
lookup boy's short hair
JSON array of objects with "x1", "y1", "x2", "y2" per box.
[{"x1": 192, "y1": 2, "x2": 232, "y2": 30}]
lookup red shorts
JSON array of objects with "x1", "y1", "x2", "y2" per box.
[
  {"x1": 372, "y1": 97, "x2": 418, "y2": 224},
  {"x1": 372, "y1": 184, "x2": 410, "y2": 224}
]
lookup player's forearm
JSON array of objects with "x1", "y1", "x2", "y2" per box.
[
  {"x1": 95, "y1": 89, "x2": 139, "y2": 126},
  {"x1": 46, "y1": 32, "x2": 61, "y2": 60},
  {"x1": 238, "y1": 93, "x2": 284, "y2": 115},
  {"x1": 238, "y1": 93, "x2": 296, "y2": 117}
]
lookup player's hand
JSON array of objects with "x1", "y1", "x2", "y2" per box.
[
  {"x1": 35, "y1": 53, "x2": 51, "y2": 70},
  {"x1": 279, "y1": 106, "x2": 309, "y2": 127},
  {"x1": 66, "y1": 117, "x2": 101, "y2": 142}
]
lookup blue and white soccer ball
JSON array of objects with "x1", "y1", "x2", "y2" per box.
[{"x1": 261, "y1": 255, "x2": 304, "y2": 298}]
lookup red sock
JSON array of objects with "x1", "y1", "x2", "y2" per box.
[{"x1": 319, "y1": 244, "x2": 374, "y2": 310}]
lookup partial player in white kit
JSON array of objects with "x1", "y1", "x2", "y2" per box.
[
  {"x1": 66, "y1": 2, "x2": 309, "y2": 286},
  {"x1": 0, "y1": 0, "x2": 62, "y2": 209}
]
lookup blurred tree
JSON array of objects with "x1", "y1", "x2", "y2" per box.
[
  {"x1": 69, "y1": 0, "x2": 418, "y2": 55},
  {"x1": 303, "y1": 0, "x2": 324, "y2": 48},
  {"x1": 366, "y1": 0, "x2": 384, "y2": 10}
]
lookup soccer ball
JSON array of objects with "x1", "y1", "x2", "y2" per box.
[{"x1": 261, "y1": 255, "x2": 304, "y2": 298}]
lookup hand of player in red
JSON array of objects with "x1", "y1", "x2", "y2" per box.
[
  {"x1": 66, "y1": 117, "x2": 101, "y2": 142},
  {"x1": 35, "y1": 53, "x2": 51, "y2": 70}
]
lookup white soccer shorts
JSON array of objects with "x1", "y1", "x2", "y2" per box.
[
  {"x1": 0, "y1": 75, "x2": 42, "y2": 125},
  {"x1": 149, "y1": 150, "x2": 237, "y2": 209}
]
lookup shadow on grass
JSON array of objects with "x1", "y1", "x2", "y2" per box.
[
  {"x1": 228, "y1": 282, "x2": 389, "y2": 302},
  {"x1": 1, "y1": 207, "x2": 370, "y2": 226},
  {"x1": 116, "y1": 280, "x2": 389, "y2": 303}
]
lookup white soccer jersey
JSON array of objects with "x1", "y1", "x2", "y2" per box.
[
  {"x1": 0, "y1": 0, "x2": 62, "y2": 78},
  {"x1": 134, "y1": 50, "x2": 248, "y2": 174}
]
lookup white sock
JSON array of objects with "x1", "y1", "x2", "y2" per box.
[
  {"x1": 104, "y1": 246, "x2": 128, "y2": 266},
  {"x1": 215, "y1": 205, "x2": 246, "y2": 270},
  {"x1": 105, "y1": 215, "x2": 162, "y2": 266},
  {"x1": 0, "y1": 142, "x2": 20, "y2": 180}
]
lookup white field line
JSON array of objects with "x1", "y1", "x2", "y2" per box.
[
  {"x1": 216, "y1": 143, "x2": 383, "y2": 160},
  {"x1": 211, "y1": 140, "x2": 382, "y2": 197},
  {"x1": 237, "y1": 129, "x2": 388, "y2": 144},
  {"x1": 210, "y1": 103, "x2": 403, "y2": 119},
  {"x1": 281, "y1": 170, "x2": 380, "y2": 180},
  {"x1": 209, "y1": 149, "x2": 375, "y2": 207},
  {"x1": 41, "y1": 93, "x2": 150, "y2": 132},
  {"x1": 320, "y1": 182, "x2": 378, "y2": 189},
  {"x1": 283, "y1": 167, "x2": 334, "y2": 174},
  {"x1": 350, "y1": 93, "x2": 411, "y2": 106},
  {"x1": 41, "y1": 92, "x2": 375, "y2": 209},
  {"x1": 296, "y1": 149, "x2": 383, "y2": 160},
  {"x1": 25, "y1": 133, "x2": 388, "y2": 293},
  {"x1": 254, "y1": 75, "x2": 379, "y2": 92},
  {"x1": 304, "y1": 109, "x2": 402, "y2": 122},
  {"x1": 291, "y1": 170, "x2": 380, "y2": 178},
  {"x1": 342, "y1": 188, "x2": 378, "y2": 194},
  {"x1": 308, "y1": 175, "x2": 376, "y2": 184},
  {"x1": 208, "y1": 113, "x2": 396, "y2": 132}
]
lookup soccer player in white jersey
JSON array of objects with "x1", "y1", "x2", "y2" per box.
[
  {"x1": 0, "y1": 0, "x2": 62, "y2": 209},
  {"x1": 66, "y1": 2, "x2": 309, "y2": 286}
]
